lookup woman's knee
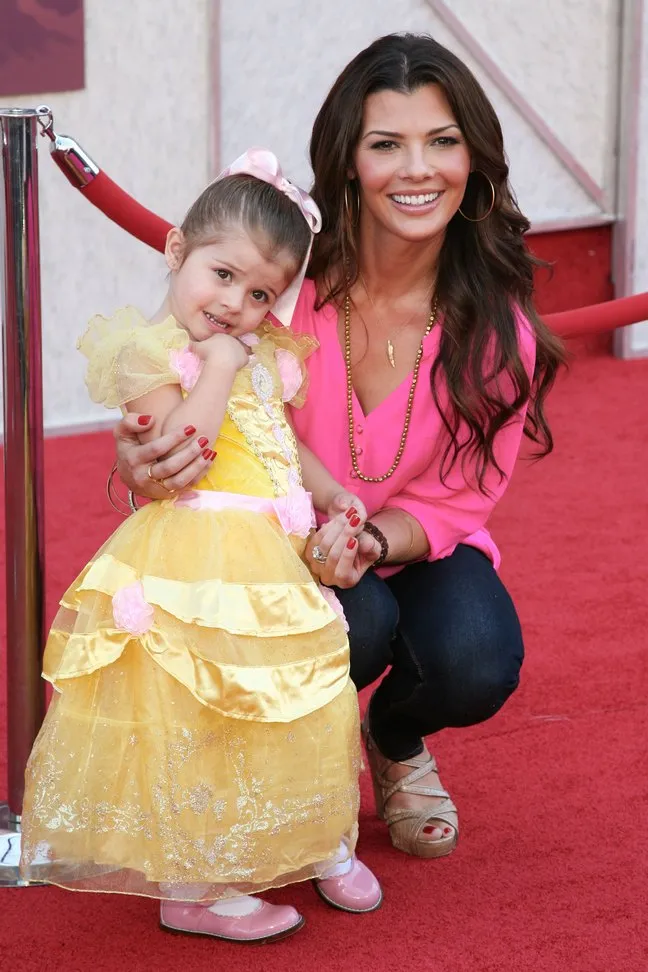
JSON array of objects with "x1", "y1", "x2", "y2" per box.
[{"x1": 441, "y1": 651, "x2": 523, "y2": 725}]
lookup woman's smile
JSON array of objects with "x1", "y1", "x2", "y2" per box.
[{"x1": 388, "y1": 190, "x2": 444, "y2": 215}]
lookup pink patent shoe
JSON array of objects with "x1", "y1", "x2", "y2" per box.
[
  {"x1": 314, "y1": 857, "x2": 383, "y2": 913},
  {"x1": 160, "y1": 898, "x2": 305, "y2": 944}
]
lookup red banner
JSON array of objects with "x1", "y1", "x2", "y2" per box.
[{"x1": 0, "y1": 1, "x2": 84, "y2": 97}]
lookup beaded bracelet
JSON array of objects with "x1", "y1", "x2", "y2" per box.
[{"x1": 363, "y1": 520, "x2": 389, "y2": 568}]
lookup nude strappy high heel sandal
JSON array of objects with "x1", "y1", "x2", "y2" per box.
[{"x1": 361, "y1": 713, "x2": 459, "y2": 859}]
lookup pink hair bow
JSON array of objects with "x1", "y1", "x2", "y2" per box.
[{"x1": 214, "y1": 148, "x2": 322, "y2": 328}]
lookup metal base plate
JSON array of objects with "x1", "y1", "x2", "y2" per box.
[{"x1": 0, "y1": 804, "x2": 29, "y2": 887}]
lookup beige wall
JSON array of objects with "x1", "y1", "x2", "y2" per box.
[
  {"x1": 220, "y1": 0, "x2": 619, "y2": 222},
  {"x1": 2, "y1": 1, "x2": 640, "y2": 431},
  {"x1": 3, "y1": 0, "x2": 213, "y2": 430}
]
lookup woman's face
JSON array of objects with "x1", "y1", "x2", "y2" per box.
[{"x1": 353, "y1": 84, "x2": 472, "y2": 246}]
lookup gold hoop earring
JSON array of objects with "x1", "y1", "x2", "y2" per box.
[
  {"x1": 344, "y1": 182, "x2": 359, "y2": 226},
  {"x1": 458, "y1": 171, "x2": 496, "y2": 223}
]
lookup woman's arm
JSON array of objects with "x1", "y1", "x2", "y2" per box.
[
  {"x1": 307, "y1": 317, "x2": 537, "y2": 586},
  {"x1": 304, "y1": 418, "x2": 523, "y2": 587},
  {"x1": 304, "y1": 508, "x2": 427, "y2": 588},
  {"x1": 365, "y1": 508, "x2": 430, "y2": 563}
]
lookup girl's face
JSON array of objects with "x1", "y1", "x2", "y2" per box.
[
  {"x1": 352, "y1": 84, "x2": 472, "y2": 246},
  {"x1": 165, "y1": 226, "x2": 297, "y2": 341}
]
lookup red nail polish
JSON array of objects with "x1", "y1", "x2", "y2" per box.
[
  {"x1": 345, "y1": 507, "x2": 357, "y2": 519},
  {"x1": 137, "y1": 415, "x2": 152, "y2": 426},
  {"x1": 184, "y1": 425, "x2": 196, "y2": 436},
  {"x1": 443, "y1": 827, "x2": 453, "y2": 835},
  {"x1": 347, "y1": 538, "x2": 357, "y2": 550},
  {"x1": 349, "y1": 514, "x2": 361, "y2": 527},
  {"x1": 197, "y1": 436, "x2": 209, "y2": 448},
  {"x1": 202, "y1": 447, "x2": 212, "y2": 459},
  {"x1": 209, "y1": 450, "x2": 217, "y2": 460}
]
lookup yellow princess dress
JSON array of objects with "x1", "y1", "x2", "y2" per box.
[{"x1": 20, "y1": 308, "x2": 360, "y2": 901}]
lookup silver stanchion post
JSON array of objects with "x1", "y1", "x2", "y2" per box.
[{"x1": 0, "y1": 106, "x2": 49, "y2": 886}]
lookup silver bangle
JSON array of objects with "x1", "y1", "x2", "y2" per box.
[{"x1": 106, "y1": 462, "x2": 131, "y2": 517}]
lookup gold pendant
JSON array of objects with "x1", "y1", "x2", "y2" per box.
[{"x1": 387, "y1": 339, "x2": 396, "y2": 368}]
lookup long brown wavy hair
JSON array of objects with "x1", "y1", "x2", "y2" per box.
[{"x1": 309, "y1": 33, "x2": 566, "y2": 492}]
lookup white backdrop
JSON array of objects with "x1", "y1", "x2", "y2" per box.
[
  {"x1": 220, "y1": 0, "x2": 619, "y2": 223},
  {"x1": 1, "y1": 0, "x2": 640, "y2": 431},
  {"x1": 2, "y1": 0, "x2": 212, "y2": 430}
]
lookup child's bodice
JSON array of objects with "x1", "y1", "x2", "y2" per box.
[{"x1": 79, "y1": 308, "x2": 317, "y2": 500}]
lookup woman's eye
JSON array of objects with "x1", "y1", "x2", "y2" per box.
[
  {"x1": 433, "y1": 136, "x2": 460, "y2": 147},
  {"x1": 251, "y1": 290, "x2": 268, "y2": 303},
  {"x1": 215, "y1": 268, "x2": 231, "y2": 280},
  {"x1": 370, "y1": 140, "x2": 398, "y2": 151}
]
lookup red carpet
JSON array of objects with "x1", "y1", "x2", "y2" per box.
[{"x1": 1, "y1": 349, "x2": 647, "y2": 971}]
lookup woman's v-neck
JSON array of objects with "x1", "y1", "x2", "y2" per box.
[{"x1": 320, "y1": 299, "x2": 441, "y2": 421}]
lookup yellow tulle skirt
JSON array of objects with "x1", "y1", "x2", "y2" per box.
[{"x1": 20, "y1": 500, "x2": 361, "y2": 900}]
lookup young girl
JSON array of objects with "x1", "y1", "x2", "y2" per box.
[{"x1": 19, "y1": 149, "x2": 382, "y2": 943}]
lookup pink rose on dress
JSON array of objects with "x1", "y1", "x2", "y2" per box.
[
  {"x1": 318, "y1": 585, "x2": 350, "y2": 632},
  {"x1": 274, "y1": 486, "x2": 316, "y2": 538},
  {"x1": 112, "y1": 582, "x2": 154, "y2": 636},
  {"x1": 240, "y1": 333, "x2": 260, "y2": 364},
  {"x1": 275, "y1": 349, "x2": 302, "y2": 403},
  {"x1": 169, "y1": 347, "x2": 203, "y2": 391}
]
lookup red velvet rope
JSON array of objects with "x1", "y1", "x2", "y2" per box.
[
  {"x1": 80, "y1": 170, "x2": 648, "y2": 339},
  {"x1": 81, "y1": 172, "x2": 171, "y2": 252}
]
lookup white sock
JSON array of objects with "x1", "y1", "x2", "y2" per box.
[
  {"x1": 317, "y1": 841, "x2": 355, "y2": 879},
  {"x1": 208, "y1": 894, "x2": 263, "y2": 917},
  {"x1": 159, "y1": 882, "x2": 211, "y2": 901}
]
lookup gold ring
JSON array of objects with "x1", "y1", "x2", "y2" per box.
[{"x1": 147, "y1": 463, "x2": 174, "y2": 494}]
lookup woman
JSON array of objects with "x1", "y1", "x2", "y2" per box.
[{"x1": 112, "y1": 33, "x2": 564, "y2": 860}]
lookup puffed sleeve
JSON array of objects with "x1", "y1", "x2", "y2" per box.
[
  {"x1": 257, "y1": 320, "x2": 319, "y2": 409},
  {"x1": 77, "y1": 307, "x2": 189, "y2": 409}
]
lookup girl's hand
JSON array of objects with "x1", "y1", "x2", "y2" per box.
[
  {"x1": 115, "y1": 414, "x2": 216, "y2": 498},
  {"x1": 305, "y1": 514, "x2": 381, "y2": 589},
  {"x1": 190, "y1": 333, "x2": 251, "y2": 371},
  {"x1": 325, "y1": 490, "x2": 367, "y2": 526}
]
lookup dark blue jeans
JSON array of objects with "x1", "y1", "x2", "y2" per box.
[{"x1": 334, "y1": 545, "x2": 524, "y2": 762}]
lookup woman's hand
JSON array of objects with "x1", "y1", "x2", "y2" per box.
[
  {"x1": 114, "y1": 414, "x2": 216, "y2": 499},
  {"x1": 305, "y1": 512, "x2": 381, "y2": 589}
]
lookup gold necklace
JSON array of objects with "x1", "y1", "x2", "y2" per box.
[
  {"x1": 359, "y1": 273, "x2": 433, "y2": 368},
  {"x1": 344, "y1": 293, "x2": 438, "y2": 483}
]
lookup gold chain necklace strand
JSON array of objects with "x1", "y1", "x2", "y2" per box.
[
  {"x1": 344, "y1": 293, "x2": 438, "y2": 483},
  {"x1": 359, "y1": 273, "x2": 434, "y2": 369}
]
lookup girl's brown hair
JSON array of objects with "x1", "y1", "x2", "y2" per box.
[{"x1": 180, "y1": 174, "x2": 312, "y2": 269}]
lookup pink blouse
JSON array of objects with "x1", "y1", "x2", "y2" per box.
[{"x1": 287, "y1": 279, "x2": 536, "y2": 576}]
